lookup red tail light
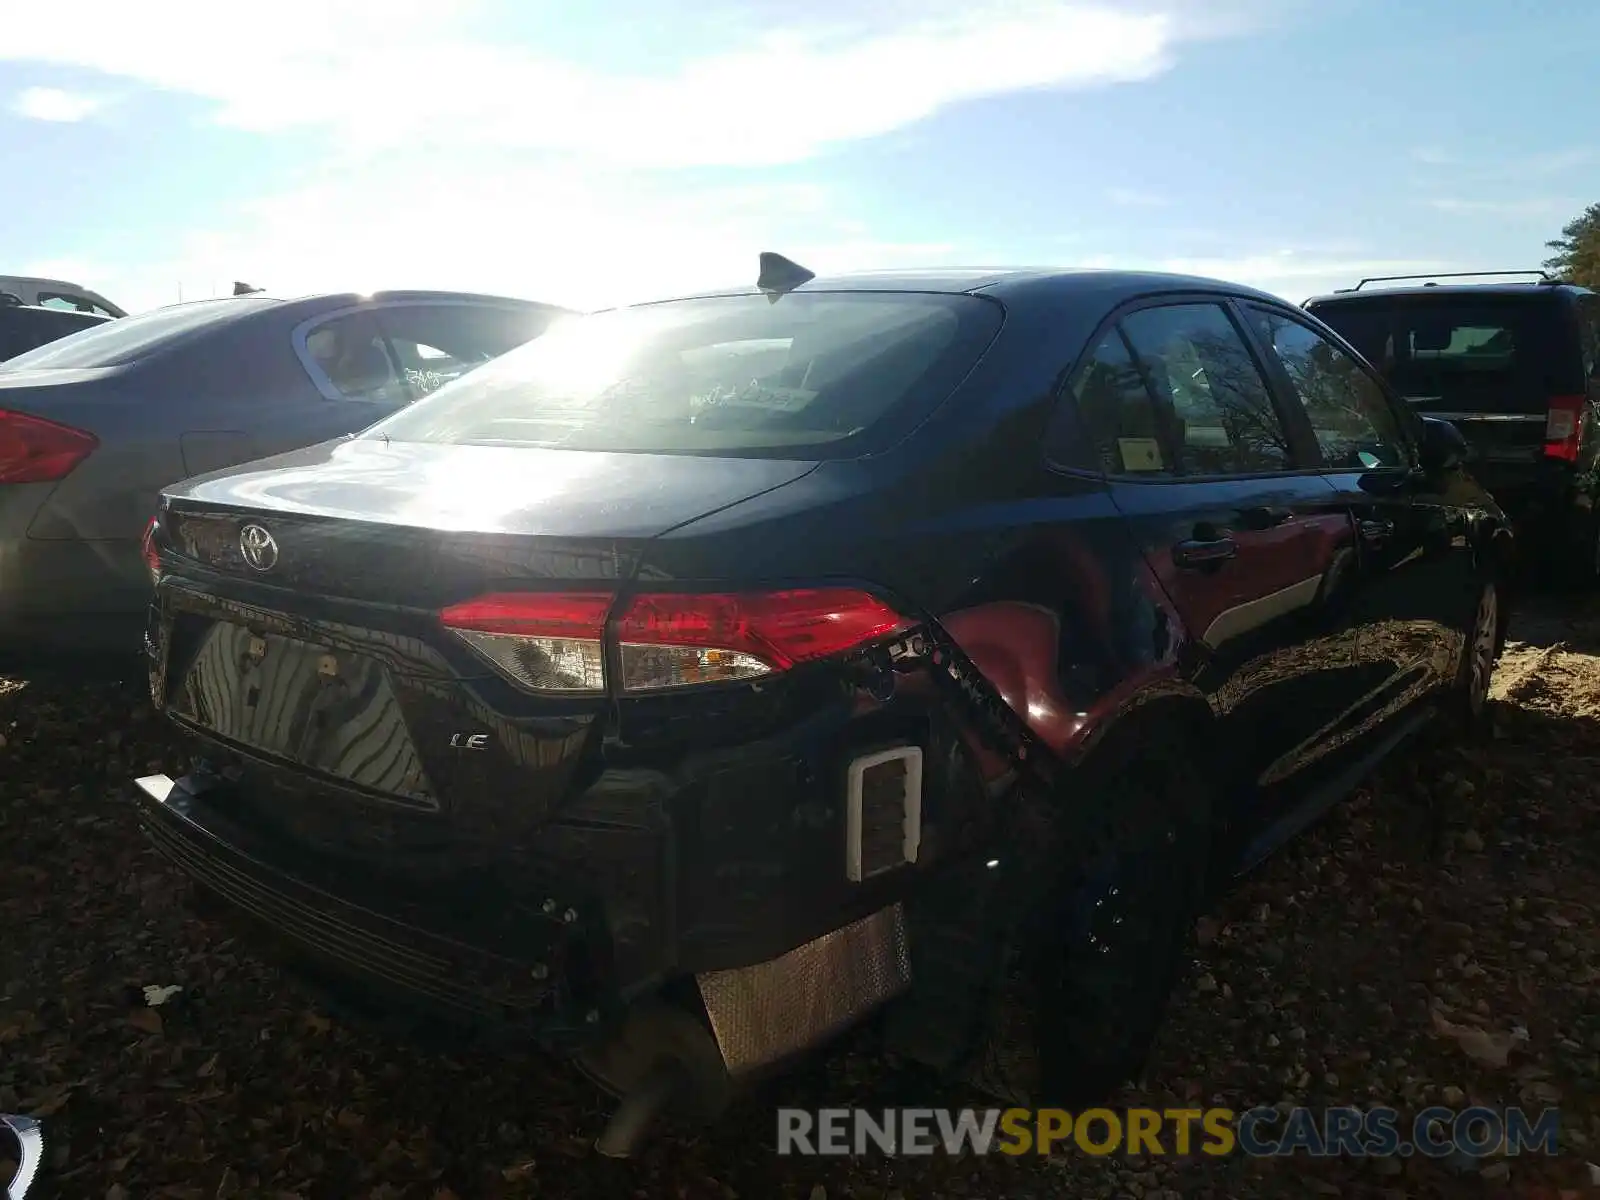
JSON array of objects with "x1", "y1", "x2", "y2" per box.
[
  {"x1": 141, "y1": 517, "x2": 160, "y2": 584},
  {"x1": 0, "y1": 408, "x2": 99, "y2": 483},
  {"x1": 437, "y1": 587, "x2": 912, "y2": 694},
  {"x1": 1543, "y1": 395, "x2": 1586, "y2": 463},
  {"x1": 440, "y1": 592, "x2": 613, "y2": 694},
  {"x1": 615, "y1": 589, "x2": 912, "y2": 692}
]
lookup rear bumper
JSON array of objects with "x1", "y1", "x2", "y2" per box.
[
  {"x1": 131, "y1": 769, "x2": 597, "y2": 1042},
  {"x1": 130, "y1": 763, "x2": 920, "y2": 1083}
]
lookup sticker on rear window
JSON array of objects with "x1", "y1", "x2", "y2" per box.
[
  {"x1": 1118, "y1": 437, "x2": 1165, "y2": 472},
  {"x1": 694, "y1": 381, "x2": 818, "y2": 414}
]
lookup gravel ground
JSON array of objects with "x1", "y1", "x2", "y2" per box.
[{"x1": 1, "y1": 595, "x2": 1597, "y2": 1199}]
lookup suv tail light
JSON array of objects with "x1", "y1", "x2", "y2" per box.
[
  {"x1": 1544, "y1": 395, "x2": 1586, "y2": 463},
  {"x1": 616, "y1": 589, "x2": 912, "y2": 692},
  {"x1": 440, "y1": 592, "x2": 613, "y2": 694},
  {"x1": 141, "y1": 517, "x2": 161, "y2": 584},
  {"x1": 0, "y1": 408, "x2": 98, "y2": 483},
  {"x1": 438, "y1": 587, "x2": 912, "y2": 694}
]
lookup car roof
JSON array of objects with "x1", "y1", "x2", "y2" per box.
[
  {"x1": 107, "y1": 291, "x2": 573, "y2": 325},
  {"x1": 655, "y1": 267, "x2": 1294, "y2": 307},
  {"x1": 255, "y1": 290, "x2": 574, "y2": 322},
  {"x1": 1305, "y1": 281, "x2": 1594, "y2": 306}
]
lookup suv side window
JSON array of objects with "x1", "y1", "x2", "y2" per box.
[
  {"x1": 1246, "y1": 305, "x2": 1410, "y2": 470},
  {"x1": 300, "y1": 311, "x2": 408, "y2": 404},
  {"x1": 1119, "y1": 303, "x2": 1292, "y2": 475}
]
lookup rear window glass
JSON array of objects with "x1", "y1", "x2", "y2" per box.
[
  {"x1": 364, "y1": 292, "x2": 1004, "y2": 458},
  {"x1": 1309, "y1": 297, "x2": 1571, "y2": 408},
  {"x1": 0, "y1": 309, "x2": 108, "y2": 360},
  {"x1": 0, "y1": 297, "x2": 275, "y2": 370}
]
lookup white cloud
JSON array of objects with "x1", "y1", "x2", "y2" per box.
[
  {"x1": 2, "y1": 0, "x2": 1215, "y2": 167},
  {"x1": 10, "y1": 86, "x2": 103, "y2": 122},
  {"x1": 82, "y1": 165, "x2": 962, "y2": 314},
  {"x1": 4, "y1": 1, "x2": 1278, "y2": 312},
  {"x1": 1426, "y1": 197, "x2": 1576, "y2": 220}
]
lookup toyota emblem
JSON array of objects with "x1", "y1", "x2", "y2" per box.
[{"x1": 239, "y1": 523, "x2": 279, "y2": 572}]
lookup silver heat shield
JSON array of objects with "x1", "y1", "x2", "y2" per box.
[{"x1": 695, "y1": 904, "x2": 912, "y2": 1075}]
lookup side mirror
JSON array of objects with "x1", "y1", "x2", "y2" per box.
[{"x1": 1418, "y1": 415, "x2": 1468, "y2": 473}]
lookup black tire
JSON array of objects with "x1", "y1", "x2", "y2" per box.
[
  {"x1": 1026, "y1": 729, "x2": 1214, "y2": 1106},
  {"x1": 1444, "y1": 577, "x2": 1500, "y2": 736}
]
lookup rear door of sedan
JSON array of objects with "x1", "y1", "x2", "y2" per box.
[{"x1": 1063, "y1": 296, "x2": 1366, "y2": 797}]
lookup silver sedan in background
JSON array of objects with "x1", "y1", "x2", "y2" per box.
[{"x1": 0, "y1": 289, "x2": 570, "y2": 673}]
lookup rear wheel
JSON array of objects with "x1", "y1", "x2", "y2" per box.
[
  {"x1": 1027, "y1": 733, "x2": 1213, "y2": 1105},
  {"x1": 1447, "y1": 579, "x2": 1500, "y2": 732}
]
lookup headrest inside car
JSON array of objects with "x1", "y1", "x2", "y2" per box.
[{"x1": 1411, "y1": 322, "x2": 1455, "y2": 352}]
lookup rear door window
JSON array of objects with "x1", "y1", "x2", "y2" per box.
[
  {"x1": 1118, "y1": 303, "x2": 1293, "y2": 475},
  {"x1": 1247, "y1": 306, "x2": 1410, "y2": 470},
  {"x1": 1062, "y1": 328, "x2": 1173, "y2": 474}
]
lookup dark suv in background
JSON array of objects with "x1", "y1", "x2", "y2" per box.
[
  {"x1": 0, "y1": 293, "x2": 112, "y2": 360},
  {"x1": 1306, "y1": 271, "x2": 1600, "y2": 580}
]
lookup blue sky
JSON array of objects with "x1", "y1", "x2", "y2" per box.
[{"x1": 4, "y1": 0, "x2": 1598, "y2": 314}]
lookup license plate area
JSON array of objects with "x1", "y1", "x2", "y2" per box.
[{"x1": 172, "y1": 621, "x2": 437, "y2": 807}]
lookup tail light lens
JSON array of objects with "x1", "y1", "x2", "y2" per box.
[
  {"x1": 1544, "y1": 395, "x2": 1586, "y2": 462},
  {"x1": 141, "y1": 517, "x2": 160, "y2": 584},
  {"x1": 615, "y1": 588, "x2": 911, "y2": 692},
  {"x1": 438, "y1": 587, "x2": 912, "y2": 694},
  {"x1": 0, "y1": 408, "x2": 98, "y2": 483},
  {"x1": 440, "y1": 592, "x2": 613, "y2": 693}
]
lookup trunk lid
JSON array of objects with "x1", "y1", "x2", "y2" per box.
[
  {"x1": 162, "y1": 437, "x2": 820, "y2": 606},
  {"x1": 152, "y1": 438, "x2": 820, "y2": 836}
]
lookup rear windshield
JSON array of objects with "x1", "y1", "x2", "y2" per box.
[
  {"x1": 1310, "y1": 296, "x2": 1574, "y2": 410},
  {"x1": 0, "y1": 297, "x2": 276, "y2": 370},
  {"x1": 364, "y1": 291, "x2": 1004, "y2": 458},
  {"x1": 0, "y1": 308, "x2": 108, "y2": 360}
]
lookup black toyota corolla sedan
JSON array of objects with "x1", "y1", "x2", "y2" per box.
[{"x1": 132, "y1": 256, "x2": 1512, "y2": 1153}]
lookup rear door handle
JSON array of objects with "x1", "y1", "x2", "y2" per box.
[
  {"x1": 1239, "y1": 505, "x2": 1294, "y2": 530},
  {"x1": 1173, "y1": 537, "x2": 1238, "y2": 569}
]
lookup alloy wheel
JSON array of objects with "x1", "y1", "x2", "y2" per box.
[
  {"x1": 1467, "y1": 583, "x2": 1498, "y2": 716},
  {"x1": 1057, "y1": 771, "x2": 1192, "y2": 1056}
]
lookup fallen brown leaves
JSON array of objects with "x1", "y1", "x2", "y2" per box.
[{"x1": 0, "y1": 596, "x2": 1597, "y2": 1198}]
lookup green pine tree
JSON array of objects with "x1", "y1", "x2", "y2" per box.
[{"x1": 1542, "y1": 202, "x2": 1600, "y2": 286}]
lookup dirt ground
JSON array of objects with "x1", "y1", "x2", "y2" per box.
[{"x1": 0, "y1": 593, "x2": 1596, "y2": 1199}]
